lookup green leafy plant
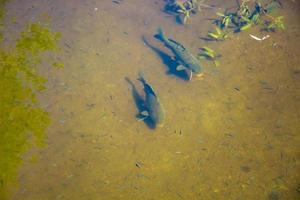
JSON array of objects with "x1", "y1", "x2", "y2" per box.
[
  {"x1": 198, "y1": 46, "x2": 221, "y2": 66},
  {"x1": 166, "y1": 0, "x2": 198, "y2": 24},
  {"x1": 264, "y1": 16, "x2": 284, "y2": 32},
  {"x1": 237, "y1": 16, "x2": 253, "y2": 31},
  {"x1": 216, "y1": 12, "x2": 234, "y2": 29},
  {"x1": 177, "y1": 3, "x2": 192, "y2": 24},
  {"x1": 214, "y1": 1, "x2": 254, "y2": 32},
  {"x1": 238, "y1": 1, "x2": 251, "y2": 19},
  {"x1": 210, "y1": 1, "x2": 284, "y2": 35},
  {"x1": 233, "y1": 1, "x2": 254, "y2": 31},
  {"x1": 207, "y1": 27, "x2": 228, "y2": 41}
]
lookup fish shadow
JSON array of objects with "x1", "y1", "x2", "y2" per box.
[
  {"x1": 125, "y1": 77, "x2": 156, "y2": 129},
  {"x1": 199, "y1": 36, "x2": 217, "y2": 42},
  {"x1": 142, "y1": 35, "x2": 189, "y2": 81}
]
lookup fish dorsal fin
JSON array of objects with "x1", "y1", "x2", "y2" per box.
[
  {"x1": 176, "y1": 64, "x2": 186, "y2": 71},
  {"x1": 136, "y1": 112, "x2": 148, "y2": 121},
  {"x1": 144, "y1": 83, "x2": 157, "y2": 98},
  {"x1": 137, "y1": 72, "x2": 158, "y2": 98},
  {"x1": 140, "y1": 110, "x2": 149, "y2": 116},
  {"x1": 168, "y1": 39, "x2": 186, "y2": 51}
]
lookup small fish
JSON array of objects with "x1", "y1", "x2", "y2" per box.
[
  {"x1": 137, "y1": 72, "x2": 165, "y2": 127},
  {"x1": 155, "y1": 27, "x2": 203, "y2": 80}
]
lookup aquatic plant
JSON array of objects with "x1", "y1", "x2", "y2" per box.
[
  {"x1": 165, "y1": 0, "x2": 215, "y2": 24},
  {"x1": 166, "y1": 0, "x2": 197, "y2": 12},
  {"x1": 0, "y1": 0, "x2": 8, "y2": 26},
  {"x1": 210, "y1": 0, "x2": 284, "y2": 36},
  {"x1": 0, "y1": 21, "x2": 61, "y2": 199},
  {"x1": 237, "y1": 17, "x2": 253, "y2": 31},
  {"x1": 238, "y1": 1, "x2": 251, "y2": 18},
  {"x1": 176, "y1": 2, "x2": 192, "y2": 24},
  {"x1": 263, "y1": 15, "x2": 285, "y2": 32},
  {"x1": 216, "y1": 12, "x2": 234, "y2": 29},
  {"x1": 198, "y1": 46, "x2": 221, "y2": 66},
  {"x1": 165, "y1": 0, "x2": 198, "y2": 24},
  {"x1": 207, "y1": 27, "x2": 228, "y2": 41}
]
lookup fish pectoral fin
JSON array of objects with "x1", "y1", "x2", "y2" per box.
[
  {"x1": 176, "y1": 65, "x2": 186, "y2": 71},
  {"x1": 140, "y1": 110, "x2": 149, "y2": 116},
  {"x1": 136, "y1": 112, "x2": 148, "y2": 121}
]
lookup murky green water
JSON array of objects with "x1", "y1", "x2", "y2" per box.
[{"x1": 1, "y1": 0, "x2": 300, "y2": 199}]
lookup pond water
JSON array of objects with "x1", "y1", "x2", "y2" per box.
[{"x1": 3, "y1": 0, "x2": 300, "y2": 199}]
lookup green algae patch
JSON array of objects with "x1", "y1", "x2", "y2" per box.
[
  {"x1": 17, "y1": 23, "x2": 61, "y2": 55},
  {"x1": 0, "y1": 0, "x2": 9, "y2": 43},
  {"x1": 0, "y1": 0, "x2": 8, "y2": 23},
  {"x1": 0, "y1": 21, "x2": 61, "y2": 199}
]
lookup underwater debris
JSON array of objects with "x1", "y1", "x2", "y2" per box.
[
  {"x1": 112, "y1": 0, "x2": 123, "y2": 5},
  {"x1": 135, "y1": 161, "x2": 143, "y2": 168},
  {"x1": 249, "y1": 34, "x2": 270, "y2": 41}
]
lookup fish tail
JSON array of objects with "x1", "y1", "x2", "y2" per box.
[
  {"x1": 157, "y1": 27, "x2": 167, "y2": 42},
  {"x1": 137, "y1": 71, "x2": 146, "y2": 84}
]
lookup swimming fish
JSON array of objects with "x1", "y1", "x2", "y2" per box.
[
  {"x1": 137, "y1": 72, "x2": 165, "y2": 128},
  {"x1": 156, "y1": 27, "x2": 203, "y2": 80}
]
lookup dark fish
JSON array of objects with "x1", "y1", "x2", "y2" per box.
[
  {"x1": 137, "y1": 72, "x2": 165, "y2": 127},
  {"x1": 156, "y1": 27, "x2": 203, "y2": 80}
]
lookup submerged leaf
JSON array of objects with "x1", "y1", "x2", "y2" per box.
[
  {"x1": 202, "y1": 46, "x2": 214, "y2": 54},
  {"x1": 216, "y1": 12, "x2": 225, "y2": 17},
  {"x1": 208, "y1": 32, "x2": 218, "y2": 39},
  {"x1": 240, "y1": 22, "x2": 252, "y2": 31},
  {"x1": 215, "y1": 27, "x2": 221, "y2": 35}
]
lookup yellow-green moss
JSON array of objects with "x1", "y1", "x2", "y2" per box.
[{"x1": 0, "y1": 2, "x2": 62, "y2": 198}]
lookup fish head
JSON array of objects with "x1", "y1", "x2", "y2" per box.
[{"x1": 188, "y1": 62, "x2": 202, "y2": 74}]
